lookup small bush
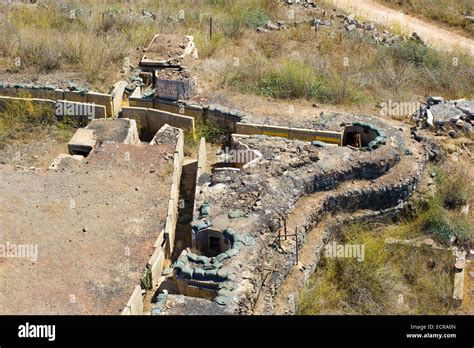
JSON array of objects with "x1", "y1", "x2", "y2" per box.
[
  {"x1": 190, "y1": 117, "x2": 231, "y2": 146},
  {"x1": 256, "y1": 32, "x2": 284, "y2": 59},
  {"x1": 389, "y1": 40, "x2": 443, "y2": 70},
  {"x1": 436, "y1": 164, "x2": 471, "y2": 209},
  {"x1": 194, "y1": 32, "x2": 225, "y2": 58},
  {"x1": 418, "y1": 201, "x2": 470, "y2": 246}
]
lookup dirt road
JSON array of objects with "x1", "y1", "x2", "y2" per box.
[{"x1": 326, "y1": 0, "x2": 474, "y2": 55}]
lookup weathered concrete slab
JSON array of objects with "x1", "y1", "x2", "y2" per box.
[
  {"x1": 87, "y1": 92, "x2": 113, "y2": 117},
  {"x1": 125, "y1": 285, "x2": 144, "y2": 315},
  {"x1": 64, "y1": 90, "x2": 88, "y2": 103},
  {"x1": 68, "y1": 128, "x2": 97, "y2": 156},
  {"x1": 111, "y1": 81, "x2": 128, "y2": 117},
  {"x1": 0, "y1": 96, "x2": 56, "y2": 112},
  {"x1": 262, "y1": 125, "x2": 290, "y2": 138},
  {"x1": 55, "y1": 100, "x2": 106, "y2": 120},
  {"x1": 150, "y1": 108, "x2": 194, "y2": 131},
  {"x1": 129, "y1": 96, "x2": 153, "y2": 109},
  {"x1": 44, "y1": 89, "x2": 65, "y2": 101},
  {"x1": 140, "y1": 34, "x2": 197, "y2": 67},
  {"x1": 148, "y1": 248, "x2": 165, "y2": 286},
  {"x1": 288, "y1": 128, "x2": 318, "y2": 141},
  {"x1": 87, "y1": 118, "x2": 139, "y2": 144},
  {"x1": 453, "y1": 270, "x2": 465, "y2": 301},
  {"x1": 149, "y1": 98, "x2": 204, "y2": 118},
  {"x1": 121, "y1": 107, "x2": 149, "y2": 132},
  {"x1": 236, "y1": 123, "x2": 264, "y2": 135}
]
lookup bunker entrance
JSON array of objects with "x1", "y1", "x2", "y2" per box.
[
  {"x1": 342, "y1": 125, "x2": 378, "y2": 148},
  {"x1": 138, "y1": 129, "x2": 156, "y2": 143},
  {"x1": 194, "y1": 229, "x2": 231, "y2": 257}
]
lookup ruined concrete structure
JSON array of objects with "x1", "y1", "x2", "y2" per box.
[
  {"x1": 0, "y1": 119, "x2": 183, "y2": 314},
  {"x1": 153, "y1": 112, "x2": 427, "y2": 315},
  {"x1": 138, "y1": 34, "x2": 198, "y2": 101},
  {"x1": 0, "y1": 30, "x2": 469, "y2": 316}
]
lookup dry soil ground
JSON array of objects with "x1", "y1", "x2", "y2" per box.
[{"x1": 0, "y1": 143, "x2": 173, "y2": 314}]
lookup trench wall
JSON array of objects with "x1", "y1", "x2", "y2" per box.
[
  {"x1": 121, "y1": 126, "x2": 184, "y2": 315},
  {"x1": 126, "y1": 98, "x2": 344, "y2": 144},
  {"x1": 0, "y1": 85, "x2": 118, "y2": 117},
  {"x1": 255, "y1": 159, "x2": 425, "y2": 314},
  {"x1": 0, "y1": 95, "x2": 107, "y2": 120},
  {"x1": 121, "y1": 107, "x2": 195, "y2": 138},
  {"x1": 193, "y1": 138, "x2": 207, "y2": 217},
  {"x1": 235, "y1": 123, "x2": 343, "y2": 145}
]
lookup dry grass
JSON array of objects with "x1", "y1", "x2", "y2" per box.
[
  {"x1": 297, "y1": 163, "x2": 472, "y2": 315},
  {"x1": 0, "y1": 0, "x2": 281, "y2": 90},
  {"x1": 376, "y1": 0, "x2": 474, "y2": 35},
  {"x1": 224, "y1": 24, "x2": 474, "y2": 106},
  {"x1": 0, "y1": 1, "x2": 472, "y2": 104},
  {"x1": 297, "y1": 221, "x2": 456, "y2": 315},
  {"x1": 0, "y1": 91, "x2": 78, "y2": 147}
]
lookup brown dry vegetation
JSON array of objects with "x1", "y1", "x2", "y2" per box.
[
  {"x1": 298, "y1": 222, "x2": 456, "y2": 315},
  {"x1": 376, "y1": 0, "x2": 474, "y2": 36},
  {"x1": 0, "y1": 0, "x2": 280, "y2": 91},
  {"x1": 222, "y1": 26, "x2": 474, "y2": 106},
  {"x1": 0, "y1": 0, "x2": 472, "y2": 104},
  {"x1": 297, "y1": 163, "x2": 473, "y2": 315},
  {"x1": 0, "y1": 92, "x2": 78, "y2": 147}
]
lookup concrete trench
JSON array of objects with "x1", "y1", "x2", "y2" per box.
[
  {"x1": 256, "y1": 162, "x2": 425, "y2": 314},
  {"x1": 214, "y1": 127, "x2": 426, "y2": 314},
  {"x1": 1, "y1": 29, "x2": 470, "y2": 316}
]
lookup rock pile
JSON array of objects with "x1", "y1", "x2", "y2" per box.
[
  {"x1": 255, "y1": 6, "x2": 414, "y2": 48},
  {"x1": 340, "y1": 14, "x2": 409, "y2": 46},
  {"x1": 256, "y1": 20, "x2": 288, "y2": 33},
  {"x1": 284, "y1": 0, "x2": 317, "y2": 8},
  {"x1": 155, "y1": 68, "x2": 194, "y2": 81},
  {"x1": 415, "y1": 96, "x2": 473, "y2": 135}
]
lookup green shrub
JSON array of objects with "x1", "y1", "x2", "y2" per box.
[
  {"x1": 230, "y1": 59, "x2": 368, "y2": 104},
  {"x1": 192, "y1": 117, "x2": 231, "y2": 146},
  {"x1": 388, "y1": 40, "x2": 443, "y2": 70},
  {"x1": 413, "y1": 196, "x2": 472, "y2": 248}
]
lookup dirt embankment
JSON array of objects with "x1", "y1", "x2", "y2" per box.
[{"x1": 326, "y1": 0, "x2": 474, "y2": 55}]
